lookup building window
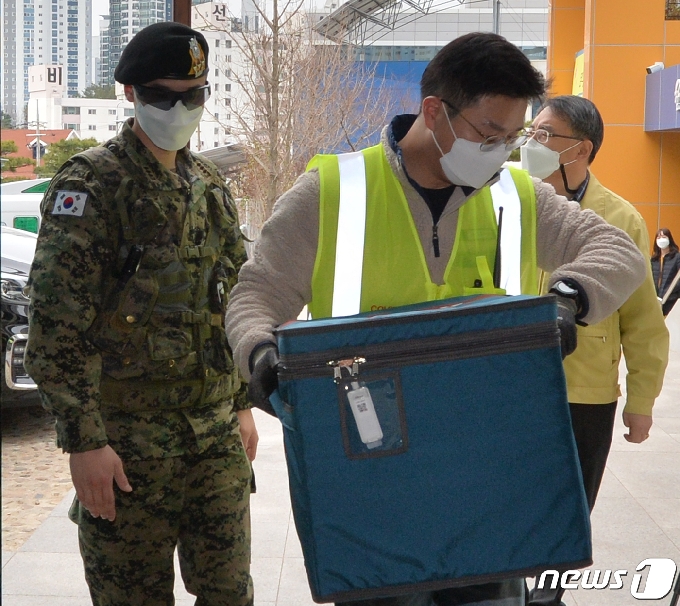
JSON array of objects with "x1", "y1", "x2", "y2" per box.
[
  {"x1": 224, "y1": 83, "x2": 231, "y2": 92},
  {"x1": 215, "y1": 83, "x2": 219, "y2": 91},
  {"x1": 88, "y1": 109, "x2": 96, "y2": 114},
  {"x1": 215, "y1": 39, "x2": 219, "y2": 48},
  {"x1": 225, "y1": 39, "x2": 232, "y2": 48},
  {"x1": 214, "y1": 68, "x2": 219, "y2": 77},
  {"x1": 64, "y1": 123, "x2": 79, "y2": 130},
  {"x1": 109, "y1": 109, "x2": 116, "y2": 115},
  {"x1": 224, "y1": 98, "x2": 231, "y2": 106},
  {"x1": 88, "y1": 125, "x2": 96, "y2": 130},
  {"x1": 124, "y1": 108, "x2": 134, "y2": 116},
  {"x1": 214, "y1": 127, "x2": 219, "y2": 134},
  {"x1": 225, "y1": 55, "x2": 231, "y2": 62},
  {"x1": 62, "y1": 106, "x2": 80, "y2": 114},
  {"x1": 109, "y1": 125, "x2": 116, "y2": 130}
]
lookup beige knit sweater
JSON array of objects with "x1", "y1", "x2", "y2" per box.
[{"x1": 226, "y1": 126, "x2": 647, "y2": 379}]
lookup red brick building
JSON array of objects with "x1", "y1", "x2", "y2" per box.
[{"x1": 1, "y1": 129, "x2": 77, "y2": 179}]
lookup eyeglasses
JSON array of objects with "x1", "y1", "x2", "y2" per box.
[
  {"x1": 441, "y1": 99, "x2": 530, "y2": 152},
  {"x1": 133, "y1": 83, "x2": 211, "y2": 111},
  {"x1": 528, "y1": 128, "x2": 583, "y2": 145}
]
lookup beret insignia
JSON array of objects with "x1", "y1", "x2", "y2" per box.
[{"x1": 188, "y1": 37, "x2": 206, "y2": 78}]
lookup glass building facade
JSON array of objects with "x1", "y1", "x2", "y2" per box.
[{"x1": 100, "y1": 0, "x2": 172, "y2": 85}]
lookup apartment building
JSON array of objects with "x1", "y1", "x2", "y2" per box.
[{"x1": 1, "y1": 0, "x2": 93, "y2": 124}]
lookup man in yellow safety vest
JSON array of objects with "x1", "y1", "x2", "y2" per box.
[{"x1": 226, "y1": 32, "x2": 647, "y2": 606}]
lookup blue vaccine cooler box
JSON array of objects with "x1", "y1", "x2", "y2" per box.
[{"x1": 272, "y1": 294, "x2": 592, "y2": 603}]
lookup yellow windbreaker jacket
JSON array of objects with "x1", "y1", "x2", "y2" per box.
[{"x1": 539, "y1": 174, "x2": 669, "y2": 415}]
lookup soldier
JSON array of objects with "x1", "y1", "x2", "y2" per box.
[{"x1": 24, "y1": 22, "x2": 255, "y2": 606}]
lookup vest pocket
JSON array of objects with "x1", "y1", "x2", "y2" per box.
[
  {"x1": 147, "y1": 327, "x2": 198, "y2": 377},
  {"x1": 88, "y1": 273, "x2": 157, "y2": 357},
  {"x1": 148, "y1": 327, "x2": 193, "y2": 360},
  {"x1": 115, "y1": 270, "x2": 159, "y2": 328}
]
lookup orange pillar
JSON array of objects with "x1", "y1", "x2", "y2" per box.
[
  {"x1": 547, "y1": 0, "x2": 585, "y2": 96},
  {"x1": 547, "y1": 0, "x2": 680, "y2": 245}
]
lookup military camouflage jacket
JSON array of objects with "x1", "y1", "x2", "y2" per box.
[{"x1": 25, "y1": 120, "x2": 250, "y2": 457}]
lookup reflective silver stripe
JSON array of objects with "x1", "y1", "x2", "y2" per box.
[
  {"x1": 490, "y1": 168, "x2": 522, "y2": 295},
  {"x1": 332, "y1": 151, "x2": 367, "y2": 317}
]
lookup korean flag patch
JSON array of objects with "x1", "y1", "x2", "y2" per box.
[{"x1": 52, "y1": 191, "x2": 88, "y2": 217}]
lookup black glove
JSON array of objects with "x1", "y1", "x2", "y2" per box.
[
  {"x1": 554, "y1": 296, "x2": 578, "y2": 359},
  {"x1": 247, "y1": 343, "x2": 280, "y2": 417}
]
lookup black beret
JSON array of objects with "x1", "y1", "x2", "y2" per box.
[{"x1": 114, "y1": 22, "x2": 209, "y2": 85}]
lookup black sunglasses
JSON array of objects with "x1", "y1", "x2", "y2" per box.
[{"x1": 133, "y1": 83, "x2": 211, "y2": 111}]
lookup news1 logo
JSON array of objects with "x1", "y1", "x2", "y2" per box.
[{"x1": 537, "y1": 558, "x2": 677, "y2": 600}]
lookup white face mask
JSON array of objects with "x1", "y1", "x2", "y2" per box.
[
  {"x1": 657, "y1": 237, "x2": 670, "y2": 249},
  {"x1": 431, "y1": 116, "x2": 511, "y2": 189},
  {"x1": 520, "y1": 137, "x2": 582, "y2": 179},
  {"x1": 134, "y1": 99, "x2": 203, "y2": 151}
]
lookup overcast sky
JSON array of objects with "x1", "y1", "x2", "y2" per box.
[{"x1": 92, "y1": 0, "x2": 109, "y2": 35}]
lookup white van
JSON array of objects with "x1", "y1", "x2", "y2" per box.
[{"x1": 0, "y1": 178, "x2": 50, "y2": 234}]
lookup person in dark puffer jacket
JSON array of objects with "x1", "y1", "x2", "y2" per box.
[{"x1": 651, "y1": 227, "x2": 680, "y2": 316}]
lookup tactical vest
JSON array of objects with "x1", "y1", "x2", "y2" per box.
[
  {"x1": 307, "y1": 144, "x2": 537, "y2": 319},
  {"x1": 80, "y1": 143, "x2": 241, "y2": 407}
]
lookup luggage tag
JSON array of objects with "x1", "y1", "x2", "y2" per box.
[
  {"x1": 346, "y1": 382, "x2": 383, "y2": 449},
  {"x1": 332, "y1": 358, "x2": 384, "y2": 449}
]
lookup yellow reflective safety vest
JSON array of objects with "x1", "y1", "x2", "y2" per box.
[{"x1": 307, "y1": 143, "x2": 537, "y2": 319}]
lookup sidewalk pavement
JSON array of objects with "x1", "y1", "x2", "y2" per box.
[{"x1": 2, "y1": 350, "x2": 678, "y2": 605}]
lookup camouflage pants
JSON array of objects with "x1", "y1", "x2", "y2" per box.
[{"x1": 69, "y1": 448, "x2": 253, "y2": 606}]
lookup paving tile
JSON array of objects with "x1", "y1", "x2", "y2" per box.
[
  {"x1": 594, "y1": 468, "x2": 629, "y2": 500},
  {"x1": 604, "y1": 451, "x2": 680, "y2": 499},
  {"x1": 50, "y1": 488, "x2": 75, "y2": 518},
  {"x1": 1, "y1": 552, "x2": 90, "y2": 597},
  {"x1": 664, "y1": 526, "x2": 680, "y2": 550},
  {"x1": 590, "y1": 497, "x2": 678, "y2": 549},
  {"x1": 251, "y1": 556, "x2": 284, "y2": 603},
  {"x1": 635, "y1": 498, "x2": 680, "y2": 530},
  {"x1": 284, "y1": 514, "x2": 305, "y2": 559},
  {"x1": 653, "y1": 417, "x2": 680, "y2": 434},
  {"x1": 19, "y1": 515, "x2": 79, "y2": 553},
  {"x1": 251, "y1": 486, "x2": 292, "y2": 522},
  {"x1": 277, "y1": 556, "x2": 318, "y2": 605},
  {"x1": 252, "y1": 517, "x2": 289, "y2": 559},
  {"x1": 578, "y1": 486, "x2": 680, "y2": 606},
  {"x1": 253, "y1": 502, "x2": 292, "y2": 526},
  {"x1": 2, "y1": 550, "x2": 16, "y2": 568}
]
